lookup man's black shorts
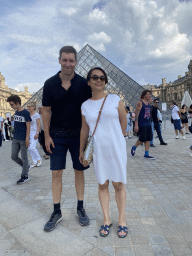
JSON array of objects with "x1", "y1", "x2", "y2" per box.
[
  {"x1": 50, "y1": 136, "x2": 89, "y2": 171},
  {"x1": 138, "y1": 125, "x2": 152, "y2": 142}
]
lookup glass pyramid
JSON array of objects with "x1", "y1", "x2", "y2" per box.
[{"x1": 23, "y1": 44, "x2": 163, "y2": 112}]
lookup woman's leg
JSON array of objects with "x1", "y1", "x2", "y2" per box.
[
  {"x1": 29, "y1": 134, "x2": 41, "y2": 164},
  {"x1": 186, "y1": 123, "x2": 189, "y2": 133},
  {"x1": 98, "y1": 180, "x2": 111, "y2": 235},
  {"x1": 112, "y1": 182, "x2": 126, "y2": 236}
]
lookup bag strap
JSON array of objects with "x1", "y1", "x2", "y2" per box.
[{"x1": 92, "y1": 95, "x2": 108, "y2": 136}]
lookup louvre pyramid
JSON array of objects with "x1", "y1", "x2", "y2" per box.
[{"x1": 24, "y1": 44, "x2": 150, "y2": 110}]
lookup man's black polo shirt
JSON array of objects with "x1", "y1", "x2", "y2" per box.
[{"x1": 42, "y1": 71, "x2": 92, "y2": 138}]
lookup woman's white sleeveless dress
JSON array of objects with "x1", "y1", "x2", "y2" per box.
[{"x1": 81, "y1": 94, "x2": 127, "y2": 185}]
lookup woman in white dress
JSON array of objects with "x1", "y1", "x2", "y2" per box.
[
  {"x1": 80, "y1": 67, "x2": 128, "y2": 238},
  {"x1": 27, "y1": 102, "x2": 42, "y2": 168}
]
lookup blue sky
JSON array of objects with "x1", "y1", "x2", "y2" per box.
[{"x1": 0, "y1": 0, "x2": 192, "y2": 93}]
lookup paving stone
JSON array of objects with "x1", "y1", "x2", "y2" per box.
[
  {"x1": 152, "y1": 244, "x2": 174, "y2": 256},
  {"x1": 170, "y1": 244, "x2": 192, "y2": 256},
  {"x1": 133, "y1": 245, "x2": 155, "y2": 256}
]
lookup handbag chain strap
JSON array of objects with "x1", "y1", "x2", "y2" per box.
[{"x1": 92, "y1": 95, "x2": 108, "y2": 137}]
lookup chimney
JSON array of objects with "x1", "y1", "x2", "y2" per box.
[
  {"x1": 178, "y1": 75, "x2": 182, "y2": 79},
  {"x1": 185, "y1": 72, "x2": 189, "y2": 76},
  {"x1": 162, "y1": 78, "x2": 166, "y2": 87}
]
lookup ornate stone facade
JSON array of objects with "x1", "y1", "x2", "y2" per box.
[
  {"x1": 0, "y1": 72, "x2": 32, "y2": 118},
  {"x1": 143, "y1": 60, "x2": 192, "y2": 107}
]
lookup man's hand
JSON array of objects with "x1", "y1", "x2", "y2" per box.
[
  {"x1": 34, "y1": 133, "x2": 39, "y2": 140},
  {"x1": 45, "y1": 136, "x2": 55, "y2": 154},
  {"x1": 134, "y1": 125, "x2": 139, "y2": 132},
  {"x1": 25, "y1": 138, "x2": 30, "y2": 147}
]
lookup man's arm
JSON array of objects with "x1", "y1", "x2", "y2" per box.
[
  {"x1": 42, "y1": 106, "x2": 54, "y2": 153},
  {"x1": 134, "y1": 100, "x2": 142, "y2": 131},
  {"x1": 25, "y1": 121, "x2": 30, "y2": 147}
]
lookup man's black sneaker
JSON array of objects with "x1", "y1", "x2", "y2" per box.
[
  {"x1": 160, "y1": 142, "x2": 167, "y2": 145},
  {"x1": 150, "y1": 144, "x2": 156, "y2": 147},
  {"x1": 77, "y1": 208, "x2": 90, "y2": 226},
  {"x1": 144, "y1": 155, "x2": 155, "y2": 160},
  {"x1": 44, "y1": 212, "x2": 63, "y2": 232},
  {"x1": 17, "y1": 176, "x2": 29, "y2": 185}
]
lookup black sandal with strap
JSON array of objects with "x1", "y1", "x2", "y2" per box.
[
  {"x1": 117, "y1": 225, "x2": 128, "y2": 238},
  {"x1": 99, "y1": 223, "x2": 112, "y2": 237}
]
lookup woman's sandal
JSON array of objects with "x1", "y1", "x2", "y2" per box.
[
  {"x1": 117, "y1": 225, "x2": 128, "y2": 238},
  {"x1": 99, "y1": 223, "x2": 112, "y2": 237}
]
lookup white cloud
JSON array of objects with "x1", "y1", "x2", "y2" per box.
[
  {"x1": 87, "y1": 32, "x2": 111, "y2": 43},
  {"x1": 89, "y1": 9, "x2": 108, "y2": 24},
  {"x1": 9, "y1": 34, "x2": 49, "y2": 44},
  {"x1": 60, "y1": 7, "x2": 77, "y2": 16}
]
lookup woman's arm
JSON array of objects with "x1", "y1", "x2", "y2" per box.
[
  {"x1": 79, "y1": 113, "x2": 89, "y2": 165},
  {"x1": 34, "y1": 118, "x2": 41, "y2": 140},
  {"x1": 118, "y1": 100, "x2": 127, "y2": 136}
]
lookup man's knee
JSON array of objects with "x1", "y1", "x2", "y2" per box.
[
  {"x1": 11, "y1": 152, "x2": 18, "y2": 161},
  {"x1": 52, "y1": 170, "x2": 63, "y2": 179},
  {"x1": 74, "y1": 169, "x2": 84, "y2": 177}
]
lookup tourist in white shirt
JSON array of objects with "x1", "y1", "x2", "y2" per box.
[
  {"x1": 171, "y1": 100, "x2": 185, "y2": 139},
  {"x1": 27, "y1": 102, "x2": 42, "y2": 167}
]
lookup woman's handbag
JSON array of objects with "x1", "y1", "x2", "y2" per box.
[{"x1": 83, "y1": 95, "x2": 108, "y2": 167}]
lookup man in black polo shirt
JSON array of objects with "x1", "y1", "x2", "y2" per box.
[
  {"x1": 42, "y1": 46, "x2": 92, "y2": 232},
  {"x1": 151, "y1": 99, "x2": 167, "y2": 146}
]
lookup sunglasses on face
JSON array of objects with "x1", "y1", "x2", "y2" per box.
[
  {"x1": 155, "y1": 102, "x2": 159, "y2": 104},
  {"x1": 90, "y1": 75, "x2": 106, "y2": 82}
]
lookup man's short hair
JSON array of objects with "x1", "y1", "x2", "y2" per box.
[
  {"x1": 7, "y1": 95, "x2": 21, "y2": 105},
  {"x1": 59, "y1": 46, "x2": 77, "y2": 60},
  {"x1": 140, "y1": 89, "x2": 151, "y2": 99},
  {"x1": 171, "y1": 100, "x2": 177, "y2": 106}
]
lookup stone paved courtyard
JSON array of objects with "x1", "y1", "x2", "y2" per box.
[{"x1": 1, "y1": 124, "x2": 192, "y2": 255}]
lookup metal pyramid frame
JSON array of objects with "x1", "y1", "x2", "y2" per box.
[{"x1": 23, "y1": 44, "x2": 145, "y2": 110}]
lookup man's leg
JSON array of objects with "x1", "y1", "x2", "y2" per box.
[
  {"x1": 131, "y1": 139, "x2": 142, "y2": 156},
  {"x1": 74, "y1": 169, "x2": 84, "y2": 201},
  {"x1": 154, "y1": 123, "x2": 163, "y2": 143},
  {"x1": 44, "y1": 139, "x2": 66, "y2": 232},
  {"x1": 11, "y1": 139, "x2": 23, "y2": 167},
  {"x1": 144, "y1": 126, "x2": 155, "y2": 159},
  {"x1": 150, "y1": 121, "x2": 154, "y2": 146},
  {"x1": 69, "y1": 136, "x2": 89, "y2": 226},
  {"x1": 20, "y1": 140, "x2": 29, "y2": 178},
  {"x1": 44, "y1": 170, "x2": 63, "y2": 232},
  {"x1": 52, "y1": 170, "x2": 63, "y2": 203},
  {"x1": 144, "y1": 141, "x2": 150, "y2": 151}
]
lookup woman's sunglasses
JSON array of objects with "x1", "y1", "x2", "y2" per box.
[{"x1": 90, "y1": 75, "x2": 106, "y2": 82}]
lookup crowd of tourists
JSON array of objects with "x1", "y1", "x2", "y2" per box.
[{"x1": 1, "y1": 45, "x2": 191, "y2": 239}]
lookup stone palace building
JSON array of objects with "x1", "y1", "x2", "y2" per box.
[
  {"x1": 143, "y1": 60, "x2": 192, "y2": 107},
  {"x1": 0, "y1": 72, "x2": 32, "y2": 118}
]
